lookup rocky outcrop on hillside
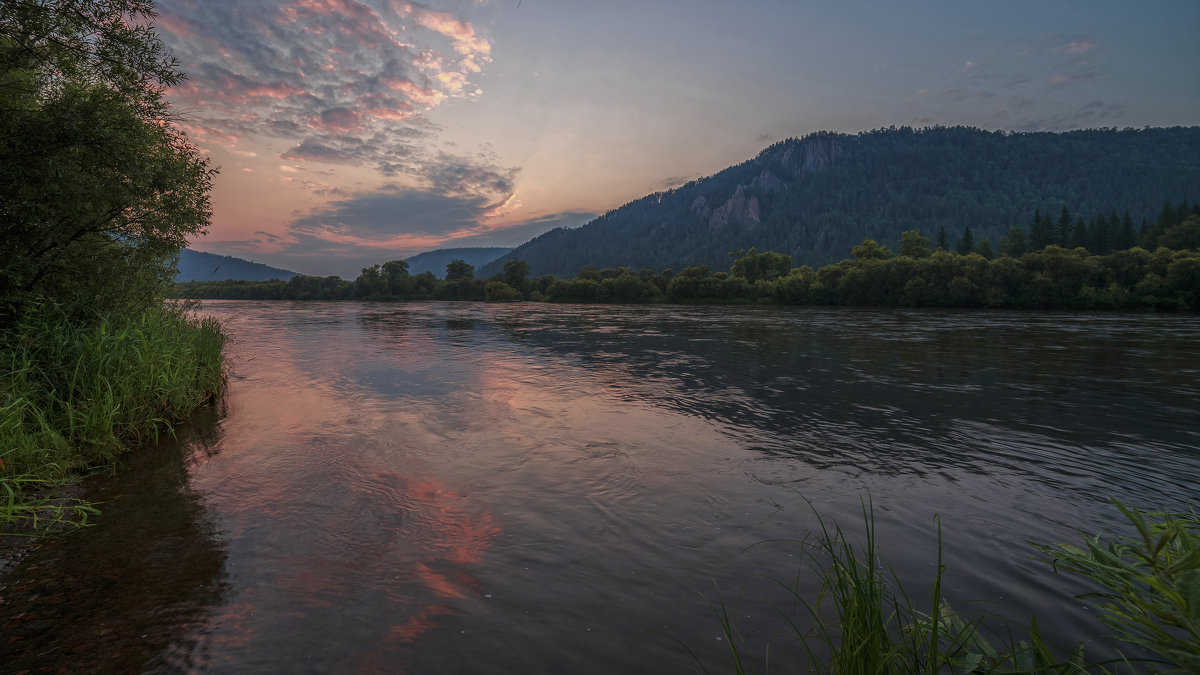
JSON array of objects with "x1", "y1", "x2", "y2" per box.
[{"x1": 708, "y1": 185, "x2": 760, "y2": 232}]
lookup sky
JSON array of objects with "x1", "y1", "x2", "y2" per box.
[{"x1": 154, "y1": 0, "x2": 1200, "y2": 278}]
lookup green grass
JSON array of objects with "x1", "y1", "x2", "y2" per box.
[
  {"x1": 697, "y1": 498, "x2": 1197, "y2": 674},
  {"x1": 1, "y1": 304, "x2": 224, "y2": 531},
  {"x1": 1033, "y1": 501, "x2": 1200, "y2": 673}
]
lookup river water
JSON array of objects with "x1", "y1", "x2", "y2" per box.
[{"x1": 3, "y1": 301, "x2": 1198, "y2": 673}]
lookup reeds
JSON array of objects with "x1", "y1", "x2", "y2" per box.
[
  {"x1": 1, "y1": 304, "x2": 224, "y2": 530},
  {"x1": 693, "y1": 497, "x2": 1194, "y2": 674}
]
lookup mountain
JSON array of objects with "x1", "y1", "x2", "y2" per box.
[
  {"x1": 175, "y1": 249, "x2": 297, "y2": 282},
  {"x1": 405, "y1": 247, "x2": 511, "y2": 278},
  {"x1": 480, "y1": 126, "x2": 1200, "y2": 278}
]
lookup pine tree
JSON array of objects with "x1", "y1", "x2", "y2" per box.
[
  {"x1": 1119, "y1": 211, "x2": 1136, "y2": 250},
  {"x1": 1070, "y1": 217, "x2": 1089, "y2": 250},
  {"x1": 955, "y1": 226, "x2": 975, "y2": 255},
  {"x1": 1056, "y1": 206, "x2": 1073, "y2": 246},
  {"x1": 1030, "y1": 208, "x2": 1052, "y2": 250}
]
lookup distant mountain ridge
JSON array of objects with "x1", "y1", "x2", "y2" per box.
[
  {"x1": 480, "y1": 126, "x2": 1200, "y2": 278},
  {"x1": 176, "y1": 249, "x2": 296, "y2": 282},
  {"x1": 405, "y1": 247, "x2": 511, "y2": 278}
]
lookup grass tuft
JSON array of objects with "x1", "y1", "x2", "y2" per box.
[
  {"x1": 699, "y1": 497, "x2": 1196, "y2": 673},
  {"x1": 1, "y1": 303, "x2": 224, "y2": 532}
]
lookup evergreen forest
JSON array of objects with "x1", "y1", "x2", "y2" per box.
[
  {"x1": 476, "y1": 126, "x2": 1200, "y2": 279},
  {"x1": 175, "y1": 202, "x2": 1200, "y2": 311}
]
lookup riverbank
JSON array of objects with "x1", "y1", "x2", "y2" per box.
[
  {"x1": 0, "y1": 305, "x2": 225, "y2": 542},
  {"x1": 174, "y1": 244, "x2": 1200, "y2": 311}
]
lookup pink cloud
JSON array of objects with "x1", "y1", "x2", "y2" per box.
[
  {"x1": 156, "y1": 0, "x2": 505, "y2": 183},
  {"x1": 381, "y1": 76, "x2": 446, "y2": 107},
  {"x1": 309, "y1": 107, "x2": 363, "y2": 133},
  {"x1": 179, "y1": 122, "x2": 242, "y2": 148},
  {"x1": 413, "y1": 8, "x2": 491, "y2": 58},
  {"x1": 244, "y1": 82, "x2": 307, "y2": 100},
  {"x1": 279, "y1": 0, "x2": 406, "y2": 51},
  {"x1": 153, "y1": 10, "x2": 195, "y2": 39}
]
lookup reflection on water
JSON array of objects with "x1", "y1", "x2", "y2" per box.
[
  {"x1": 1, "y1": 409, "x2": 229, "y2": 673},
  {"x1": 3, "y1": 301, "x2": 1198, "y2": 672}
]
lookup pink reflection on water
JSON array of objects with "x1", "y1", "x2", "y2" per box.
[{"x1": 192, "y1": 304, "x2": 504, "y2": 665}]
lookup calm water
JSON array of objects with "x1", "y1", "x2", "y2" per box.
[{"x1": 4, "y1": 301, "x2": 1199, "y2": 673}]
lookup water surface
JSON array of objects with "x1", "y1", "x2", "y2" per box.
[{"x1": 4, "y1": 302, "x2": 1198, "y2": 672}]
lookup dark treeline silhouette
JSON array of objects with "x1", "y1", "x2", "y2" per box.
[{"x1": 175, "y1": 203, "x2": 1200, "y2": 311}]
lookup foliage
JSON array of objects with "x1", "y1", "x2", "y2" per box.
[
  {"x1": 1, "y1": 472, "x2": 100, "y2": 534},
  {"x1": 479, "y1": 126, "x2": 1200, "y2": 279},
  {"x1": 445, "y1": 259, "x2": 476, "y2": 282},
  {"x1": 899, "y1": 230, "x2": 933, "y2": 258},
  {"x1": 503, "y1": 258, "x2": 531, "y2": 295},
  {"x1": 1, "y1": 305, "x2": 225, "y2": 531},
  {"x1": 697, "y1": 499, "x2": 1101, "y2": 674},
  {"x1": 730, "y1": 248, "x2": 792, "y2": 283},
  {"x1": 484, "y1": 281, "x2": 522, "y2": 302},
  {"x1": 0, "y1": 0, "x2": 215, "y2": 318},
  {"x1": 1032, "y1": 502, "x2": 1200, "y2": 673},
  {"x1": 699, "y1": 499, "x2": 1196, "y2": 674},
  {"x1": 175, "y1": 216, "x2": 1200, "y2": 312}
]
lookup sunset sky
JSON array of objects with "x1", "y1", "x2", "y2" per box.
[{"x1": 155, "y1": 0, "x2": 1200, "y2": 278}]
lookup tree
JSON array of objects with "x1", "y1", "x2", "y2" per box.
[
  {"x1": 502, "y1": 259, "x2": 530, "y2": 292},
  {"x1": 1030, "y1": 208, "x2": 1053, "y2": 250},
  {"x1": 936, "y1": 226, "x2": 949, "y2": 252},
  {"x1": 1056, "y1": 206, "x2": 1073, "y2": 246},
  {"x1": 1070, "y1": 217, "x2": 1089, "y2": 250},
  {"x1": 998, "y1": 225, "x2": 1028, "y2": 258},
  {"x1": 1160, "y1": 215, "x2": 1200, "y2": 250},
  {"x1": 730, "y1": 248, "x2": 792, "y2": 282},
  {"x1": 1118, "y1": 211, "x2": 1137, "y2": 250},
  {"x1": 576, "y1": 266, "x2": 602, "y2": 282},
  {"x1": 898, "y1": 230, "x2": 932, "y2": 258},
  {"x1": 381, "y1": 259, "x2": 410, "y2": 295},
  {"x1": 1, "y1": 0, "x2": 215, "y2": 317},
  {"x1": 445, "y1": 259, "x2": 475, "y2": 281},
  {"x1": 484, "y1": 281, "x2": 522, "y2": 302},
  {"x1": 354, "y1": 265, "x2": 386, "y2": 297},
  {"x1": 955, "y1": 226, "x2": 975, "y2": 255},
  {"x1": 851, "y1": 239, "x2": 892, "y2": 261}
]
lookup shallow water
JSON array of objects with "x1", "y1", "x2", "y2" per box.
[{"x1": 4, "y1": 302, "x2": 1198, "y2": 672}]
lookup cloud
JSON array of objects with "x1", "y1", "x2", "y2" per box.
[
  {"x1": 963, "y1": 60, "x2": 981, "y2": 72},
  {"x1": 449, "y1": 210, "x2": 599, "y2": 247},
  {"x1": 422, "y1": 152, "x2": 518, "y2": 197},
  {"x1": 1047, "y1": 71, "x2": 1095, "y2": 88},
  {"x1": 291, "y1": 188, "x2": 496, "y2": 241},
  {"x1": 155, "y1": 0, "x2": 494, "y2": 178},
  {"x1": 255, "y1": 195, "x2": 595, "y2": 276},
  {"x1": 1012, "y1": 100, "x2": 1125, "y2": 131},
  {"x1": 1054, "y1": 40, "x2": 1096, "y2": 55}
]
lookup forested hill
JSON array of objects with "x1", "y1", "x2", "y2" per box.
[
  {"x1": 176, "y1": 249, "x2": 297, "y2": 282},
  {"x1": 479, "y1": 126, "x2": 1200, "y2": 278},
  {"x1": 405, "y1": 247, "x2": 511, "y2": 277}
]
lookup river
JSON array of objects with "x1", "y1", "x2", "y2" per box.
[{"x1": 3, "y1": 301, "x2": 1198, "y2": 673}]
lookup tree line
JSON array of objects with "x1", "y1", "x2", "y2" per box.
[
  {"x1": 477, "y1": 125, "x2": 1200, "y2": 279},
  {"x1": 176, "y1": 202, "x2": 1200, "y2": 311}
]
